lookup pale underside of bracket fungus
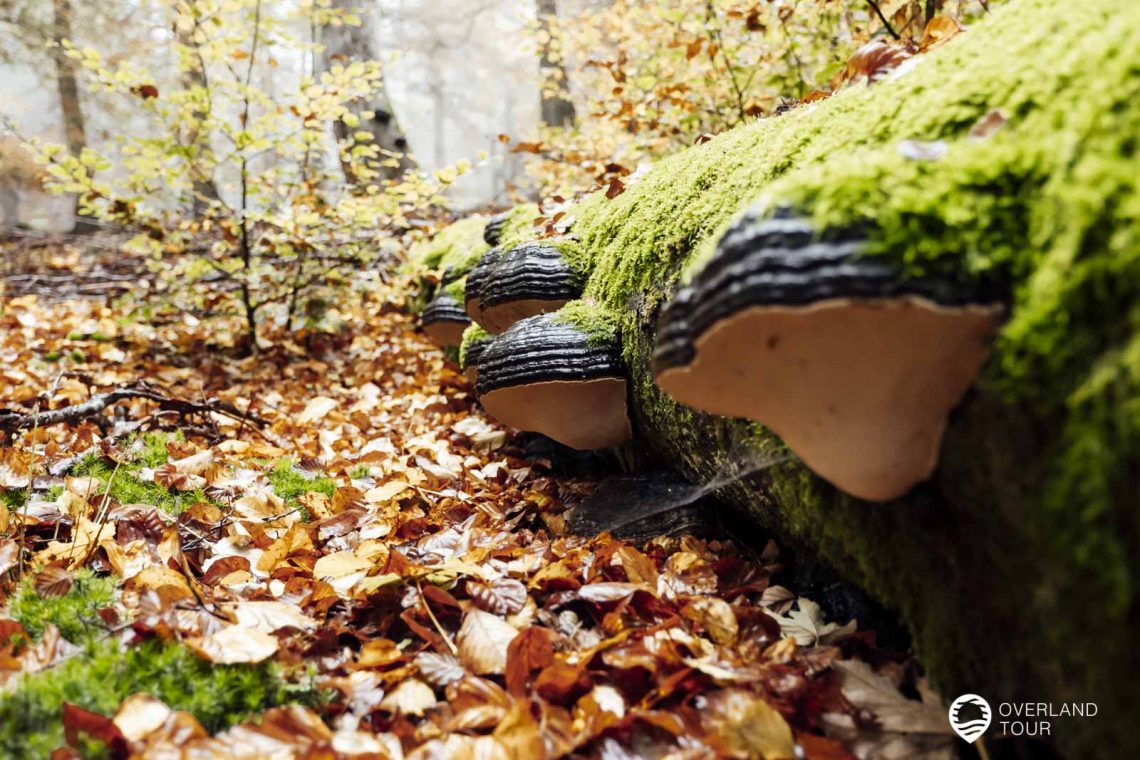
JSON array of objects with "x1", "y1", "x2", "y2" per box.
[
  {"x1": 653, "y1": 212, "x2": 1003, "y2": 501},
  {"x1": 476, "y1": 313, "x2": 631, "y2": 450},
  {"x1": 420, "y1": 294, "x2": 471, "y2": 347}
]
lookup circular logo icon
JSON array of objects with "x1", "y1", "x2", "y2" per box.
[{"x1": 949, "y1": 693, "x2": 992, "y2": 744}]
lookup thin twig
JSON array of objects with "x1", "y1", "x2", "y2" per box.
[
  {"x1": 417, "y1": 579, "x2": 458, "y2": 655},
  {"x1": 867, "y1": 0, "x2": 902, "y2": 39}
]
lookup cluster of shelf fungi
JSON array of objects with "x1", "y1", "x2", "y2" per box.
[{"x1": 420, "y1": 208, "x2": 1003, "y2": 502}]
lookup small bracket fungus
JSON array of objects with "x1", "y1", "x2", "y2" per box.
[
  {"x1": 459, "y1": 327, "x2": 495, "y2": 383},
  {"x1": 475, "y1": 242, "x2": 583, "y2": 334},
  {"x1": 420, "y1": 293, "x2": 471, "y2": 347},
  {"x1": 476, "y1": 312, "x2": 632, "y2": 450},
  {"x1": 652, "y1": 210, "x2": 1004, "y2": 501},
  {"x1": 483, "y1": 212, "x2": 510, "y2": 246},
  {"x1": 464, "y1": 247, "x2": 501, "y2": 324}
]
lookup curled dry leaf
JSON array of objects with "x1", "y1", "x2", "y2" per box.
[
  {"x1": 840, "y1": 40, "x2": 913, "y2": 86},
  {"x1": 33, "y1": 566, "x2": 74, "y2": 599},
  {"x1": 898, "y1": 139, "x2": 948, "y2": 161},
  {"x1": 774, "y1": 599, "x2": 856, "y2": 646},
  {"x1": 468, "y1": 577, "x2": 527, "y2": 616},
  {"x1": 706, "y1": 690, "x2": 796, "y2": 760},
  {"x1": 0, "y1": 540, "x2": 17, "y2": 576},
  {"x1": 112, "y1": 693, "x2": 172, "y2": 743},
  {"x1": 683, "y1": 597, "x2": 739, "y2": 645},
  {"x1": 969, "y1": 108, "x2": 1008, "y2": 141},
  {"x1": 296, "y1": 396, "x2": 337, "y2": 424},
  {"x1": 231, "y1": 600, "x2": 316, "y2": 633},
  {"x1": 919, "y1": 15, "x2": 964, "y2": 51},
  {"x1": 380, "y1": 678, "x2": 437, "y2": 716},
  {"x1": 505, "y1": 625, "x2": 555, "y2": 696},
  {"x1": 415, "y1": 651, "x2": 467, "y2": 687},
  {"x1": 191, "y1": 624, "x2": 279, "y2": 664},
  {"x1": 457, "y1": 609, "x2": 518, "y2": 675}
]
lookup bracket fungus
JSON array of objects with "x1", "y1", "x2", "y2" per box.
[
  {"x1": 653, "y1": 210, "x2": 1004, "y2": 501},
  {"x1": 420, "y1": 293, "x2": 471, "y2": 347},
  {"x1": 464, "y1": 246, "x2": 501, "y2": 324},
  {"x1": 475, "y1": 242, "x2": 583, "y2": 334},
  {"x1": 459, "y1": 326, "x2": 495, "y2": 383},
  {"x1": 483, "y1": 211, "x2": 509, "y2": 246},
  {"x1": 475, "y1": 312, "x2": 631, "y2": 450}
]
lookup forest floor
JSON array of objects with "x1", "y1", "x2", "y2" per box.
[{"x1": 0, "y1": 236, "x2": 958, "y2": 759}]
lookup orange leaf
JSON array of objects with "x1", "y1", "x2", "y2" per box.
[
  {"x1": 920, "y1": 15, "x2": 964, "y2": 51},
  {"x1": 505, "y1": 626, "x2": 554, "y2": 696}
]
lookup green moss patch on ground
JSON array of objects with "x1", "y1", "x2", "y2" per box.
[
  {"x1": 266, "y1": 459, "x2": 336, "y2": 506},
  {"x1": 0, "y1": 567, "x2": 328, "y2": 757},
  {"x1": 7, "y1": 571, "x2": 117, "y2": 646},
  {"x1": 0, "y1": 638, "x2": 323, "y2": 758},
  {"x1": 71, "y1": 435, "x2": 210, "y2": 515}
]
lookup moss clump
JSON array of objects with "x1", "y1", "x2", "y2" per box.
[
  {"x1": 491, "y1": 203, "x2": 541, "y2": 253},
  {"x1": 7, "y1": 570, "x2": 117, "y2": 646},
  {"x1": 267, "y1": 459, "x2": 336, "y2": 505},
  {"x1": 71, "y1": 453, "x2": 208, "y2": 515},
  {"x1": 409, "y1": 215, "x2": 489, "y2": 272},
  {"x1": 441, "y1": 277, "x2": 467, "y2": 303},
  {"x1": 458, "y1": 323, "x2": 491, "y2": 369},
  {"x1": 551, "y1": 300, "x2": 619, "y2": 346},
  {"x1": 0, "y1": 638, "x2": 324, "y2": 758}
]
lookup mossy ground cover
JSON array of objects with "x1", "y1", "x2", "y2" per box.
[
  {"x1": 266, "y1": 458, "x2": 336, "y2": 506},
  {"x1": 69, "y1": 432, "x2": 211, "y2": 515},
  {"x1": 0, "y1": 575, "x2": 326, "y2": 758}
]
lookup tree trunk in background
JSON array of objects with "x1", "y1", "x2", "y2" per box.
[
  {"x1": 318, "y1": 0, "x2": 414, "y2": 183},
  {"x1": 537, "y1": 0, "x2": 575, "y2": 128},
  {"x1": 51, "y1": 0, "x2": 97, "y2": 232},
  {"x1": 178, "y1": 30, "x2": 220, "y2": 217}
]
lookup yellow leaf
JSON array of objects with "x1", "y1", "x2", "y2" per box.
[
  {"x1": 364, "y1": 480, "x2": 410, "y2": 504},
  {"x1": 297, "y1": 396, "x2": 337, "y2": 424},
  {"x1": 457, "y1": 609, "x2": 518, "y2": 675},
  {"x1": 192, "y1": 625, "x2": 278, "y2": 664}
]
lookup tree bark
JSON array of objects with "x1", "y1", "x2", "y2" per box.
[
  {"x1": 50, "y1": 0, "x2": 98, "y2": 232},
  {"x1": 537, "y1": 0, "x2": 575, "y2": 128},
  {"x1": 318, "y1": 0, "x2": 414, "y2": 183}
]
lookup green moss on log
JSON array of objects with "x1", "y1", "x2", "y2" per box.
[
  {"x1": 409, "y1": 215, "x2": 489, "y2": 272},
  {"x1": 458, "y1": 323, "x2": 490, "y2": 368},
  {"x1": 493, "y1": 203, "x2": 541, "y2": 252},
  {"x1": 551, "y1": 300, "x2": 619, "y2": 347}
]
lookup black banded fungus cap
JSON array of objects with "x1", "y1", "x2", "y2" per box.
[
  {"x1": 652, "y1": 209, "x2": 1004, "y2": 501},
  {"x1": 420, "y1": 293, "x2": 471, "y2": 347},
  {"x1": 475, "y1": 312, "x2": 631, "y2": 450},
  {"x1": 483, "y1": 212, "x2": 510, "y2": 246},
  {"x1": 477, "y1": 242, "x2": 583, "y2": 334},
  {"x1": 464, "y1": 247, "x2": 501, "y2": 324},
  {"x1": 459, "y1": 331, "x2": 495, "y2": 383}
]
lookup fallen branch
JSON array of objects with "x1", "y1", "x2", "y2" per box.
[{"x1": 0, "y1": 384, "x2": 269, "y2": 438}]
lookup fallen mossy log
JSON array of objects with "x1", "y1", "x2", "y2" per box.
[{"x1": 432, "y1": 0, "x2": 1139, "y2": 753}]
